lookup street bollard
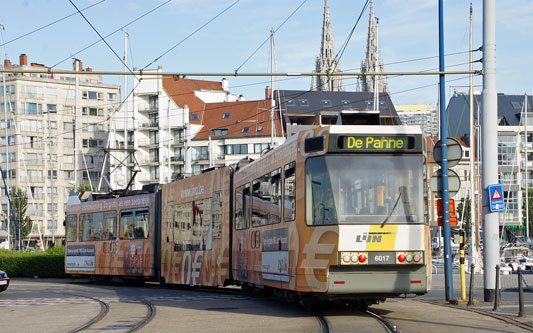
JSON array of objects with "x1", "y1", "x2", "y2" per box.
[
  {"x1": 518, "y1": 267, "x2": 525, "y2": 317},
  {"x1": 492, "y1": 265, "x2": 500, "y2": 311},
  {"x1": 467, "y1": 263, "x2": 475, "y2": 306}
]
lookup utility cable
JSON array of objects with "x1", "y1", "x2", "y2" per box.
[
  {"x1": 0, "y1": 0, "x2": 106, "y2": 47},
  {"x1": 331, "y1": 0, "x2": 370, "y2": 73},
  {"x1": 68, "y1": 0, "x2": 136, "y2": 78},
  {"x1": 234, "y1": 0, "x2": 308, "y2": 73},
  {"x1": 51, "y1": 0, "x2": 171, "y2": 69},
  {"x1": 143, "y1": 0, "x2": 240, "y2": 70}
]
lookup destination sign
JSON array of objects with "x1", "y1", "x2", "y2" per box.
[{"x1": 330, "y1": 134, "x2": 421, "y2": 153}]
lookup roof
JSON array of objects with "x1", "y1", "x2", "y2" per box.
[
  {"x1": 275, "y1": 90, "x2": 399, "y2": 119},
  {"x1": 193, "y1": 99, "x2": 282, "y2": 140},
  {"x1": 162, "y1": 77, "x2": 224, "y2": 125},
  {"x1": 446, "y1": 93, "x2": 533, "y2": 140}
]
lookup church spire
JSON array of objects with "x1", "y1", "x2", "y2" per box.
[
  {"x1": 311, "y1": 0, "x2": 344, "y2": 91},
  {"x1": 360, "y1": 0, "x2": 389, "y2": 94}
]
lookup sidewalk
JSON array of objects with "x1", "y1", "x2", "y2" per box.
[{"x1": 424, "y1": 272, "x2": 533, "y2": 329}]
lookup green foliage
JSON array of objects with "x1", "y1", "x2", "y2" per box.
[
  {"x1": 0, "y1": 249, "x2": 65, "y2": 278},
  {"x1": 522, "y1": 188, "x2": 533, "y2": 233},
  {"x1": 1, "y1": 187, "x2": 33, "y2": 244}
]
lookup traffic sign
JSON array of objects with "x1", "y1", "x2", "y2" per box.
[
  {"x1": 429, "y1": 168, "x2": 461, "y2": 198},
  {"x1": 433, "y1": 138, "x2": 463, "y2": 167},
  {"x1": 488, "y1": 184, "x2": 505, "y2": 212}
]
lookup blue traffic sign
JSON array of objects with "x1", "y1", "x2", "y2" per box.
[{"x1": 488, "y1": 184, "x2": 505, "y2": 212}]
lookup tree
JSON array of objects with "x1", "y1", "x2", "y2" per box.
[
  {"x1": 1, "y1": 187, "x2": 33, "y2": 248},
  {"x1": 457, "y1": 196, "x2": 471, "y2": 237}
]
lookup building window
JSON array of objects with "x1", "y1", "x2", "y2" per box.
[
  {"x1": 254, "y1": 143, "x2": 270, "y2": 154},
  {"x1": 298, "y1": 99, "x2": 309, "y2": 107},
  {"x1": 242, "y1": 126, "x2": 250, "y2": 133},
  {"x1": 286, "y1": 100, "x2": 295, "y2": 106},
  {"x1": 341, "y1": 100, "x2": 351, "y2": 107},
  {"x1": 190, "y1": 113, "x2": 200, "y2": 121},
  {"x1": 256, "y1": 125, "x2": 264, "y2": 133},
  {"x1": 47, "y1": 104, "x2": 57, "y2": 113},
  {"x1": 192, "y1": 146, "x2": 208, "y2": 160},
  {"x1": 210, "y1": 128, "x2": 228, "y2": 136},
  {"x1": 222, "y1": 113, "x2": 231, "y2": 119},
  {"x1": 22, "y1": 102, "x2": 42, "y2": 114},
  {"x1": 47, "y1": 170, "x2": 58, "y2": 179},
  {"x1": 1, "y1": 102, "x2": 15, "y2": 113},
  {"x1": 108, "y1": 93, "x2": 117, "y2": 101},
  {"x1": 225, "y1": 144, "x2": 248, "y2": 155},
  {"x1": 321, "y1": 100, "x2": 332, "y2": 107}
]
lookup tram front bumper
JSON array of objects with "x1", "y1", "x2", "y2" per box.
[{"x1": 327, "y1": 265, "x2": 428, "y2": 295}]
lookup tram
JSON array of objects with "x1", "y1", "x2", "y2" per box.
[{"x1": 65, "y1": 125, "x2": 430, "y2": 304}]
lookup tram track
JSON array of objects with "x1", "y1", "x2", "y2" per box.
[
  {"x1": 311, "y1": 304, "x2": 400, "y2": 332},
  {"x1": 56, "y1": 291, "x2": 156, "y2": 333},
  {"x1": 365, "y1": 309, "x2": 398, "y2": 333}
]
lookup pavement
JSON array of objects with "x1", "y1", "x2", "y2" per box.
[{"x1": 420, "y1": 272, "x2": 533, "y2": 331}]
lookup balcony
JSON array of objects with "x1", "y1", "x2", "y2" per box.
[
  {"x1": 520, "y1": 160, "x2": 533, "y2": 170},
  {"x1": 139, "y1": 122, "x2": 159, "y2": 129},
  {"x1": 137, "y1": 139, "x2": 159, "y2": 147},
  {"x1": 138, "y1": 104, "x2": 159, "y2": 112}
]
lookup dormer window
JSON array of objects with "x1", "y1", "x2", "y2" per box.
[
  {"x1": 256, "y1": 125, "x2": 264, "y2": 132},
  {"x1": 242, "y1": 126, "x2": 250, "y2": 133},
  {"x1": 299, "y1": 99, "x2": 309, "y2": 106},
  {"x1": 210, "y1": 128, "x2": 228, "y2": 136},
  {"x1": 321, "y1": 100, "x2": 332, "y2": 107},
  {"x1": 286, "y1": 100, "x2": 295, "y2": 106}
]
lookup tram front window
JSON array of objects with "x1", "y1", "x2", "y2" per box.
[{"x1": 305, "y1": 155, "x2": 424, "y2": 225}]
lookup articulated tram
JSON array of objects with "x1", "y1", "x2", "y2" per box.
[{"x1": 65, "y1": 125, "x2": 430, "y2": 304}]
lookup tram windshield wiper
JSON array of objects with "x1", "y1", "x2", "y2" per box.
[{"x1": 380, "y1": 191, "x2": 402, "y2": 228}]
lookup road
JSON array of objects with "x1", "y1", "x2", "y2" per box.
[{"x1": 0, "y1": 273, "x2": 531, "y2": 332}]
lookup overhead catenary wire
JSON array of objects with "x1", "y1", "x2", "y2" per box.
[
  {"x1": 68, "y1": 0, "x2": 137, "y2": 78},
  {"x1": 51, "y1": 0, "x2": 171, "y2": 69},
  {"x1": 142, "y1": 0, "x2": 240, "y2": 70},
  {"x1": 0, "y1": 0, "x2": 106, "y2": 48},
  {"x1": 234, "y1": 0, "x2": 308, "y2": 73},
  {"x1": 1, "y1": 59, "x2": 481, "y2": 152}
]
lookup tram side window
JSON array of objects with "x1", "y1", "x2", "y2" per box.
[
  {"x1": 103, "y1": 211, "x2": 117, "y2": 240},
  {"x1": 66, "y1": 214, "x2": 77, "y2": 241},
  {"x1": 212, "y1": 191, "x2": 222, "y2": 238},
  {"x1": 284, "y1": 161, "x2": 296, "y2": 221},
  {"x1": 173, "y1": 203, "x2": 192, "y2": 251},
  {"x1": 165, "y1": 201, "x2": 174, "y2": 243},
  {"x1": 305, "y1": 156, "x2": 338, "y2": 225},
  {"x1": 252, "y1": 177, "x2": 268, "y2": 227},
  {"x1": 120, "y1": 209, "x2": 149, "y2": 239},
  {"x1": 269, "y1": 168, "x2": 282, "y2": 224},
  {"x1": 235, "y1": 184, "x2": 250, "y2": 230},
  {"x1": 192, "y1": 198, "x2": 212, "y2": 250}
]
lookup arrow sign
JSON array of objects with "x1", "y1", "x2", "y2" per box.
[{"x1": 488, "y1": 184, "x2": 505, "y2": 212}]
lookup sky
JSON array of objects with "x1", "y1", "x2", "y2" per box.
[{"x1": 1, "y1": 0, "x2": 532, "y2": 107}]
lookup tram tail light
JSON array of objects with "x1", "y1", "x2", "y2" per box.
[
  {"x1": 339, "y1": 252, "x2": 368, "y2": 265},
  {"x1": 395, "y1": 251, "x2": 424, "y2": 265}
]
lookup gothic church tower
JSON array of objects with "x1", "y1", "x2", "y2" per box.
[
  {"x1": 311, "y1": 0, "x2": 344, "y2": 91},
  {"x1": 360, "y1": 0, "x2": 389, "y2": 94}
]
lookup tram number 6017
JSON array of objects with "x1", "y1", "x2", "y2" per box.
[{"x1": 374, "y1": 255, "x2": 389, "y2": 262}]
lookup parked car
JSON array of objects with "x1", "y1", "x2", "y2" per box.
[{"x1": 0, "y1": 270, "x2": 9, "y2": 292}]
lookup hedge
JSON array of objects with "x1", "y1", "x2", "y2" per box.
[{"x1": 0, "y1": 246, "x2": 65, "y2": 278}]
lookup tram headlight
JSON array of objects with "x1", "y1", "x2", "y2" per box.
[
  {"x1": 413, "y1": 254, "x2": 421, "y2": 263},
  {"x1": 350, "y1": 254, "x2": 358, "y2": 263},
  {"x1": 406, "y1": 254, "x2": 413, "y2": 262},
  {"x1": 343, "y1": 254, "x2": 351, "y2": 263}
]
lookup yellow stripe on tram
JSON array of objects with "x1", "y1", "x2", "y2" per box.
[{"x1": 365, "y1": 225, "x2": 398, "y2": 251}]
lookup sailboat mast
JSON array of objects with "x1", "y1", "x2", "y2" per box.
[{"x1": 525, "y1": 94, "x2": 529, "y2": 238}]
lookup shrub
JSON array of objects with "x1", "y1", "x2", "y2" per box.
[{"x1": 0, "y1": 247, "x2": 65, "y2": 278}]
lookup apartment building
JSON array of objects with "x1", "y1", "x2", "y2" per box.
[
  {"x1": 0, "y1": 54, "x2": 120, "y2": 247},
  {"x1": 395, "y1": 104, "x2": 438, "y2": 137},
  {"x1": 111, "y1": 71, "x2": 284, "y2": 190}
]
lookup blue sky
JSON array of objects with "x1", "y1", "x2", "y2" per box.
[{"x1": 1, "y1": 0, "x2": 531, "y2": 106}]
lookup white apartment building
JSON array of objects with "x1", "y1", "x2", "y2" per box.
[
  {"x1": 396, "y1": 104, "x2": 438, "y2": 137},
  {"x1": 0, "y1": 54, "x2": 120, "y2": 247},
  {"x1": 111, "y1": 70, "x2": 284, "y2": 190}
]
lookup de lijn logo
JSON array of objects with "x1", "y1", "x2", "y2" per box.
[{"x1": 356, "y1": 232, "x2": 392, "y2": 243}]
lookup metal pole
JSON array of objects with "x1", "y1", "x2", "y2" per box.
[
  {"x1": 468, "y1": 2, "x2": 477, "y2": 270},
  {"x1": 270, "y1": 28, "x2": 275, "y2": 147},
  {"x1": 1, "y1": 50, "x2": 10, "y2": 250},
  {"x1": 482, "y1": 0, "x2": 500, "y2": 302},
  {"x1": 492, "y1": 265, "x2": 500, "y2": 311},
  {"x1": 460, "y1": 230, "x2": 466, "y2": 300},
  {"x1": 74, "y1": 59, "x2": 79, "y2": 190},
  {"x1": 468, "y1": 263, "x2": 475, "y2": 306},
  {"x1": 518, "y1": 267, "x2": 525, "y2": 317},
  {"x1": 439, "y1": 0, "x2": 454, "y2": 302}
]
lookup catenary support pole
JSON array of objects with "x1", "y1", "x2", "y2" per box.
[
  {"x1": 482, "y1": 0, "x2": 499, "y2": 302},
  {"x1": 438, "y1": 0, "x2": 454, "y2": 302}
]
